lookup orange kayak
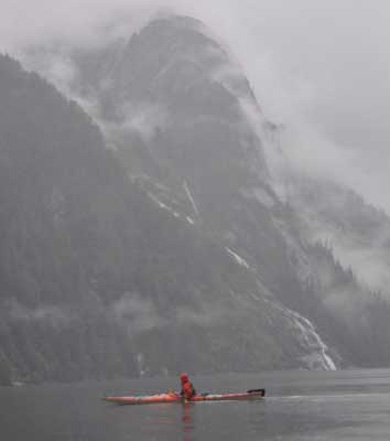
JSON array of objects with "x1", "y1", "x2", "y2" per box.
[{"x1": 104, "y1": 389, "x2": 265, "y2": 405}]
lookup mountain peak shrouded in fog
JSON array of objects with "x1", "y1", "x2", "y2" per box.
[
  {"x1": 2, "y1": 14, "x2": 390, "y2": 384},
  {"x1": 0, "y1": 47, "x2": 339, "y2": 384},
  {"x1": 61, "y1": 15, "x2": 390, "y2": 369},
  {"x1": 3, "y1": 1, "x2": 390, "y2": 213}
]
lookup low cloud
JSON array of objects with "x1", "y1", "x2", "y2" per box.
[
  {"x1": 175, "y1": 305, "x2": 223, "y2": 326},
  {"x1": 4, "y1": 0, "x2": 390, "y2": 213},
  {"x1": 24, "y1": 51, "x2": 78, "y2": 96},
  {"x1": 110, "y1": 292, "x2": 164, "y2": 332},
  {"x1": 326, "y1": 238, "x2": 390, "y2": 298},
  {"x1": 2, "y1": 299, "x2": 74, "y2": 327},
  {"x1": 119, "y1": 102, "x2": 170, "y2": 142}
]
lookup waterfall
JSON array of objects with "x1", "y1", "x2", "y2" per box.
[
  {"x1": 287, "y1": 309, "x2": 337, "y2": 371},
  {"x1": 267, "y1": 299, "x2": 337, "y2": 371}
]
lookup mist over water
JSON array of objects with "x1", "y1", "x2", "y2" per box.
[{"x1": 2, "y1": 370, "x2": 390, "y2": 440}]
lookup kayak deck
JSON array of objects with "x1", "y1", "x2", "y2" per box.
[{"x1": 104, "y1": 389, "x2": 265, "y2": 405}]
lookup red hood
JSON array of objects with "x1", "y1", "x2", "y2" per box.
[{"x1": 180, "y1": 373, "x2": 189, "y2": 383}]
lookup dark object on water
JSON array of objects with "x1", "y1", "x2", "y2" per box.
[{"x1": 247, "y1": 388, "x2": 266, "y2": 395}]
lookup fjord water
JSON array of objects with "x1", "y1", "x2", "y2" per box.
[{"x1": 2, "y1": 369, "x2": 390, "y2": 441}]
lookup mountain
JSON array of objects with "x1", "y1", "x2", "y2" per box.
[
  {"x1": 5, "y1": 14, "x2": 390, "y2": 384},
  {"x1": 59, "y1": 17, "x2": 312, "y2": 313},
  {"x1": 275, "y1": 167, "x2": 390, "y2": 366},
  {"x1": 57, "y1": 15, "x2": 390, "y2": 368},
  {"x1": 0, "y1": 51, "x2": 340, "y2": 385}
]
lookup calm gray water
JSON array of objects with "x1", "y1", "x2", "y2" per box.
[{"x1": 1, "y1": 369, "x2": 390, "y2": 440}]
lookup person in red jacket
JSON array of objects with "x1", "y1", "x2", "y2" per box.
[{"x1": 180, "y1": 373, "x2": 196, "y2": 401}]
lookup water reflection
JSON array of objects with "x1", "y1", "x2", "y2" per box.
[{"x1": 181, "y1": 402, "x2": 195, "y2": 441}]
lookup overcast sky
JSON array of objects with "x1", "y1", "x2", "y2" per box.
[{"x1": 2, "y1": 0, "x2": 390, "y2": 211}]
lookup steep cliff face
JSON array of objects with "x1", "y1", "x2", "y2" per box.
[
  {"x1": 0, "y1": 52, "x2": 338, "y2": 385},
  {"x1": 64, "y1": 16, "x2": 347, "y2": 363},
  {"x1": 60, "y1": 15, "x2": 390, "y2": 369},
  {"x1": 288, "y1": 175, "x2": 390, "y2": 296},
  {"x1": 14, "y1": 14, "x2": 390, "y2": 382},
  {"x1": 262, "y1": 124, "x2": 390, "y2": 366},
  {"x1": 65, "y1": 16, "x2": 313, "y2": 316},
  {"x1": 292, "y1": 178, "x2": 390, "y2": 365}
]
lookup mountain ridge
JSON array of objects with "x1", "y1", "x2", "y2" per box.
[
  {"x1": 3, "y1": 14, "x2": 390, "y2": 384},
  {"x1": 0, "y1": 50, "x2": 339, "y2": 385}
]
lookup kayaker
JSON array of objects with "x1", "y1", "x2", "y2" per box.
[{"x1": 179, "y1": 373, "x2": 196, "y2": 401}]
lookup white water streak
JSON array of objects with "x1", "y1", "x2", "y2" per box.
[
  {"x1": 148, "y1": 192, "x2": 194, "y2": 225},
  {"x1": 265, "y1": 298, "x2": 337, "y2": 371},
  {"x1": 225, "y1": 247, "x2": 250, "y2": 269},
  {"x1": 183, "y1": 180, "x2": 201, "y2": 220},
  {"x1": 288, "y1": 309, "x2": 337, "y2": 371}
]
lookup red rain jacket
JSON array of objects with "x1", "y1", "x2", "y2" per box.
[{"x1": 180, "y1": 373, "x2": 196, "y2": 400}]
